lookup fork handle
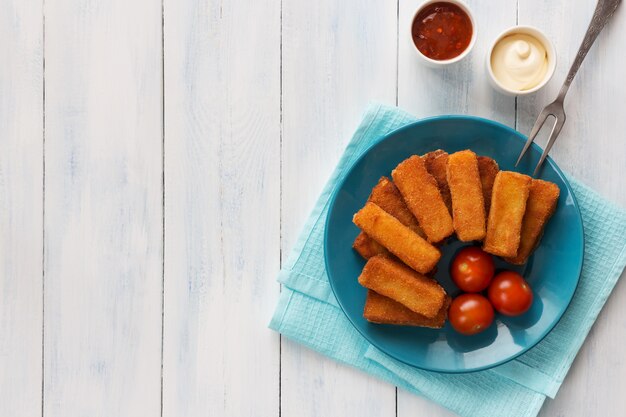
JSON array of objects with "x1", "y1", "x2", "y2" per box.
[{"x1": 557, "y1": 0, "x2": 622, "y2": 101}]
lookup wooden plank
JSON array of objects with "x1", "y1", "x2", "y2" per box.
[
  {"x1": 0, "y1": 0, "x2": 43, "y2": 415},
  {"x1": 398, "y1": 390, "x2": 457, "y2": 417},
  {"x1": 43, "y1": 0, "x2": 163, "y2": 415},
  {"x1": 397, "y1": 1, "x2": 516, "y2": 416},
  {"x1": 161, "y1": 0, "x2": 281, "y2": 415},
  {"x1": 517, "y1": 1, "x2": 626, "y2": 416},
  {"x1": 280, "y1": 1, "x2": 397, "y2": 416}
]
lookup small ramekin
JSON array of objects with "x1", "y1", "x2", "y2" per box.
[
  {"x1": 486, "y1": 26, "x2": 557, "y2": 96},
  {"x1": 410, "y1": 0, "x2": 477, "y2": 67}
]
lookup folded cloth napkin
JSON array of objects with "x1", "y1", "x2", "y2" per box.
[{"x1": 269, "y1": 103, "x2": 626, "y2": 417}]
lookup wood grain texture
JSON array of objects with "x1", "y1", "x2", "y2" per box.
[
  {"x1": 517, "y1": 1, "x2": 626, "y2": 416},
  {"x1": 398, "y1": 388, "x2": 457, "y2": 417},
  {"x1": 161, "y1": 0, "x2": 281, "y2": 416},
  {"x1": 43, "y1": 0, "x2": 163, "y2": 415},
  {"x1": 0, "y1": 1, "x2": 43, "y2": 415},
  {"x1": 280, "y1": 1, "x2": 397, "y2": 416}
]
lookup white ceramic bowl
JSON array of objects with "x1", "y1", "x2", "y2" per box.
[
  {"x1": 486, "y1": 26, "x2": 557, "y2": 96},
  {"x1": 410, "y1": 0, "x2": 477, "y2": 67}
]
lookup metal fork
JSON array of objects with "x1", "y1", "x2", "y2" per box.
[{"x1": 516, "y1": 0, "x2": 622, "y2": 176}]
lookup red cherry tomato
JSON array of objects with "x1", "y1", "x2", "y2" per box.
[
  {"x1": 448, "y1": 294, "x2": 494, "y2": 335},
  {"x1": 450, "y1": 246, "x2": 495, "y2": 292},
  {"x1": 488, "y1": 271, "x2": 533, "y2": 316}
]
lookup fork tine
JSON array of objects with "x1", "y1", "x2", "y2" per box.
[
  {"x1": 533, "y1": 116, "x2": 566, "y2": 176},
  {"x1": 515, "y1": 108, "x2": 551, "y2": 167}
]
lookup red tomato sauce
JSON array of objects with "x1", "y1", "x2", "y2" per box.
[{"x1": 412, "y1": 2, "x2": 473, "y2": 61}]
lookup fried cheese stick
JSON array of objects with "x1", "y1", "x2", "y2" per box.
[
  {"x1": 447, "y1": 150, "x2": 486, "y2": 241},
  {"x1": 477, "y1": 156, "x2": 499, "y2": 216},
  {"x1": 505, "y1": 179, "x2": 560, "y2": 264},
  {"x1": 363, "y1": 290, "x2": 451, "y2": 328},
  {"x1": 424, "y1": 152, "x2": 452, "y2": 214},
  {"x1": 353, "y1": 202, "x2": 441, "y2": 273},
  {"x1": 422, "y1": 149, "x2": 446, "y2": 159},
  {"x1": 483, "y1": 171, "x2": 532, "y2": 257},
  {"x1": 353, "y1": 231, "x2": 389, "y2": 259},
  {"x1": 358, "y1": 255, "x2": 446, "y2": 318},
  {"x1": 353, "y1": 176, "x2": 425, "y2": 259},
  {"x1": 392, "y1": 156, "x2": 454, "y2": 243},
  {"x1": 368, "y1": 176, "x2": 424, "y2": 236}
]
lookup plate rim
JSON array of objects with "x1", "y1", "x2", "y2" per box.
[{"x1": 323, "y1": 114, "x2": 585, "y2": 373}]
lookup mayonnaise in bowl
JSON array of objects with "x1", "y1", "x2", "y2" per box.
[{"x1": 487, "y1": 26, "x2": 556, "y2": 96}]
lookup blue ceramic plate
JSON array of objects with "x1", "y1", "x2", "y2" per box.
[{"x1": 324, "y1": 116, "x2": 584, "y2": 373}]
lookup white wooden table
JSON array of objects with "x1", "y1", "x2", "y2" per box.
[{"x1": 1, "y1": 0, "x2": 625, "y2": 416}]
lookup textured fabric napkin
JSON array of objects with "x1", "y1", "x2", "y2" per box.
[{"x1": 269, "y1": 103, "x2": 626, "y2": 417}]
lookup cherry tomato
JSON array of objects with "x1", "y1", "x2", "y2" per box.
[
  {"x1": 488, "y1": 271, "x2": 533, "y2": 316},
  {"x1": 450, "y1": 246, "x2": 495, "y2": 292},
  {"x1": 448, "y1": 294, "x2": 494, "y2": 335}
]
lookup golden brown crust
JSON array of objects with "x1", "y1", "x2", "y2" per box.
[
  {"x1": 353, "y1": 202, "x2": 441, "y2": 274},
  {"x1": 392, "y1": 155, "x2": 454, "y2": 243},
  {"x1": 353, "y1": 176, "x2": 425, "y2": 259},
  {"x1": 505, "y1": 179, "x2": 560, "y2": 264},
  {"x1": 447, "y1": 150, "x2": 486, "y2": 241},
  {"x1": 363, "y1": 290, "x2": 451, "y2": 328},
  {"x1": 483, "y1": 171, "x2": 532, "y2": 257},
  {"x1": 358, "y1": 256, "x2": 446, "y2": 318},
  {"x1": 422, "y1": 149, "x2": 446, "y2": 165},
  {"x1": 367, "y1": 176, "x2": 424, "y2": 237},
  {"x1": 477, "y1": 156, "x2": 499, "y2": 216},
  {"x1": 352, "y1": 231, "x2": 390, "y2": 259},
  {"x1": 424, "y1": 152, "x2": 452, "y2": 214}
]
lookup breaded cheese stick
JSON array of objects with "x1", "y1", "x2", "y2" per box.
[
  {"x1": 352, "y1": 176, "x2": 425, "y2": 258},
  {"x1": 363, "y1": 290, "x2": 451, "y2": 328},
  {"x1": 483, "y1": 171, "x2": 532, "y2": 257},
  {"x1": 353, "y1": 231, "x2": 389, "y2": 259},
  {"x1": 424, "y1": 152, "x2": 452, "y2": 213},
  {"x1": 447, "y1": 150, "x2": 486, "y2": 241},
  {"x1": 352, "y1": 235, "x2": 438, "y2": 276},
  {"x1": 358, "y1": 256, "x2": 446, "y2": 318},
  {"x1": 368, "y1": 176, "x2": 424, "y2": 237},
  {"x1": 423, "y1": 149, "x2": 446, "y2": 159},
  {"x1": 353, "y1": 202, "x2": 441, "y2": 273},
  {"x1": 477, "y1": 156, "x2": 499, "y2": 216},
  {"x1": 392, "y1": 155, "x2": 454, "y2": 243},
  {"x1": 505, "y1": 179, "x2": 560, "y2": 264}
]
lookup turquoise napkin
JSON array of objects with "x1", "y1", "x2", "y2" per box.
[{"x1": 269, "y1": 104, "x2": 626, "y2": 417}]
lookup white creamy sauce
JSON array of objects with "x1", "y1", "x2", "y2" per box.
[{"x1": 490, "y1": 34, "x2": 548, "y2": 91}]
